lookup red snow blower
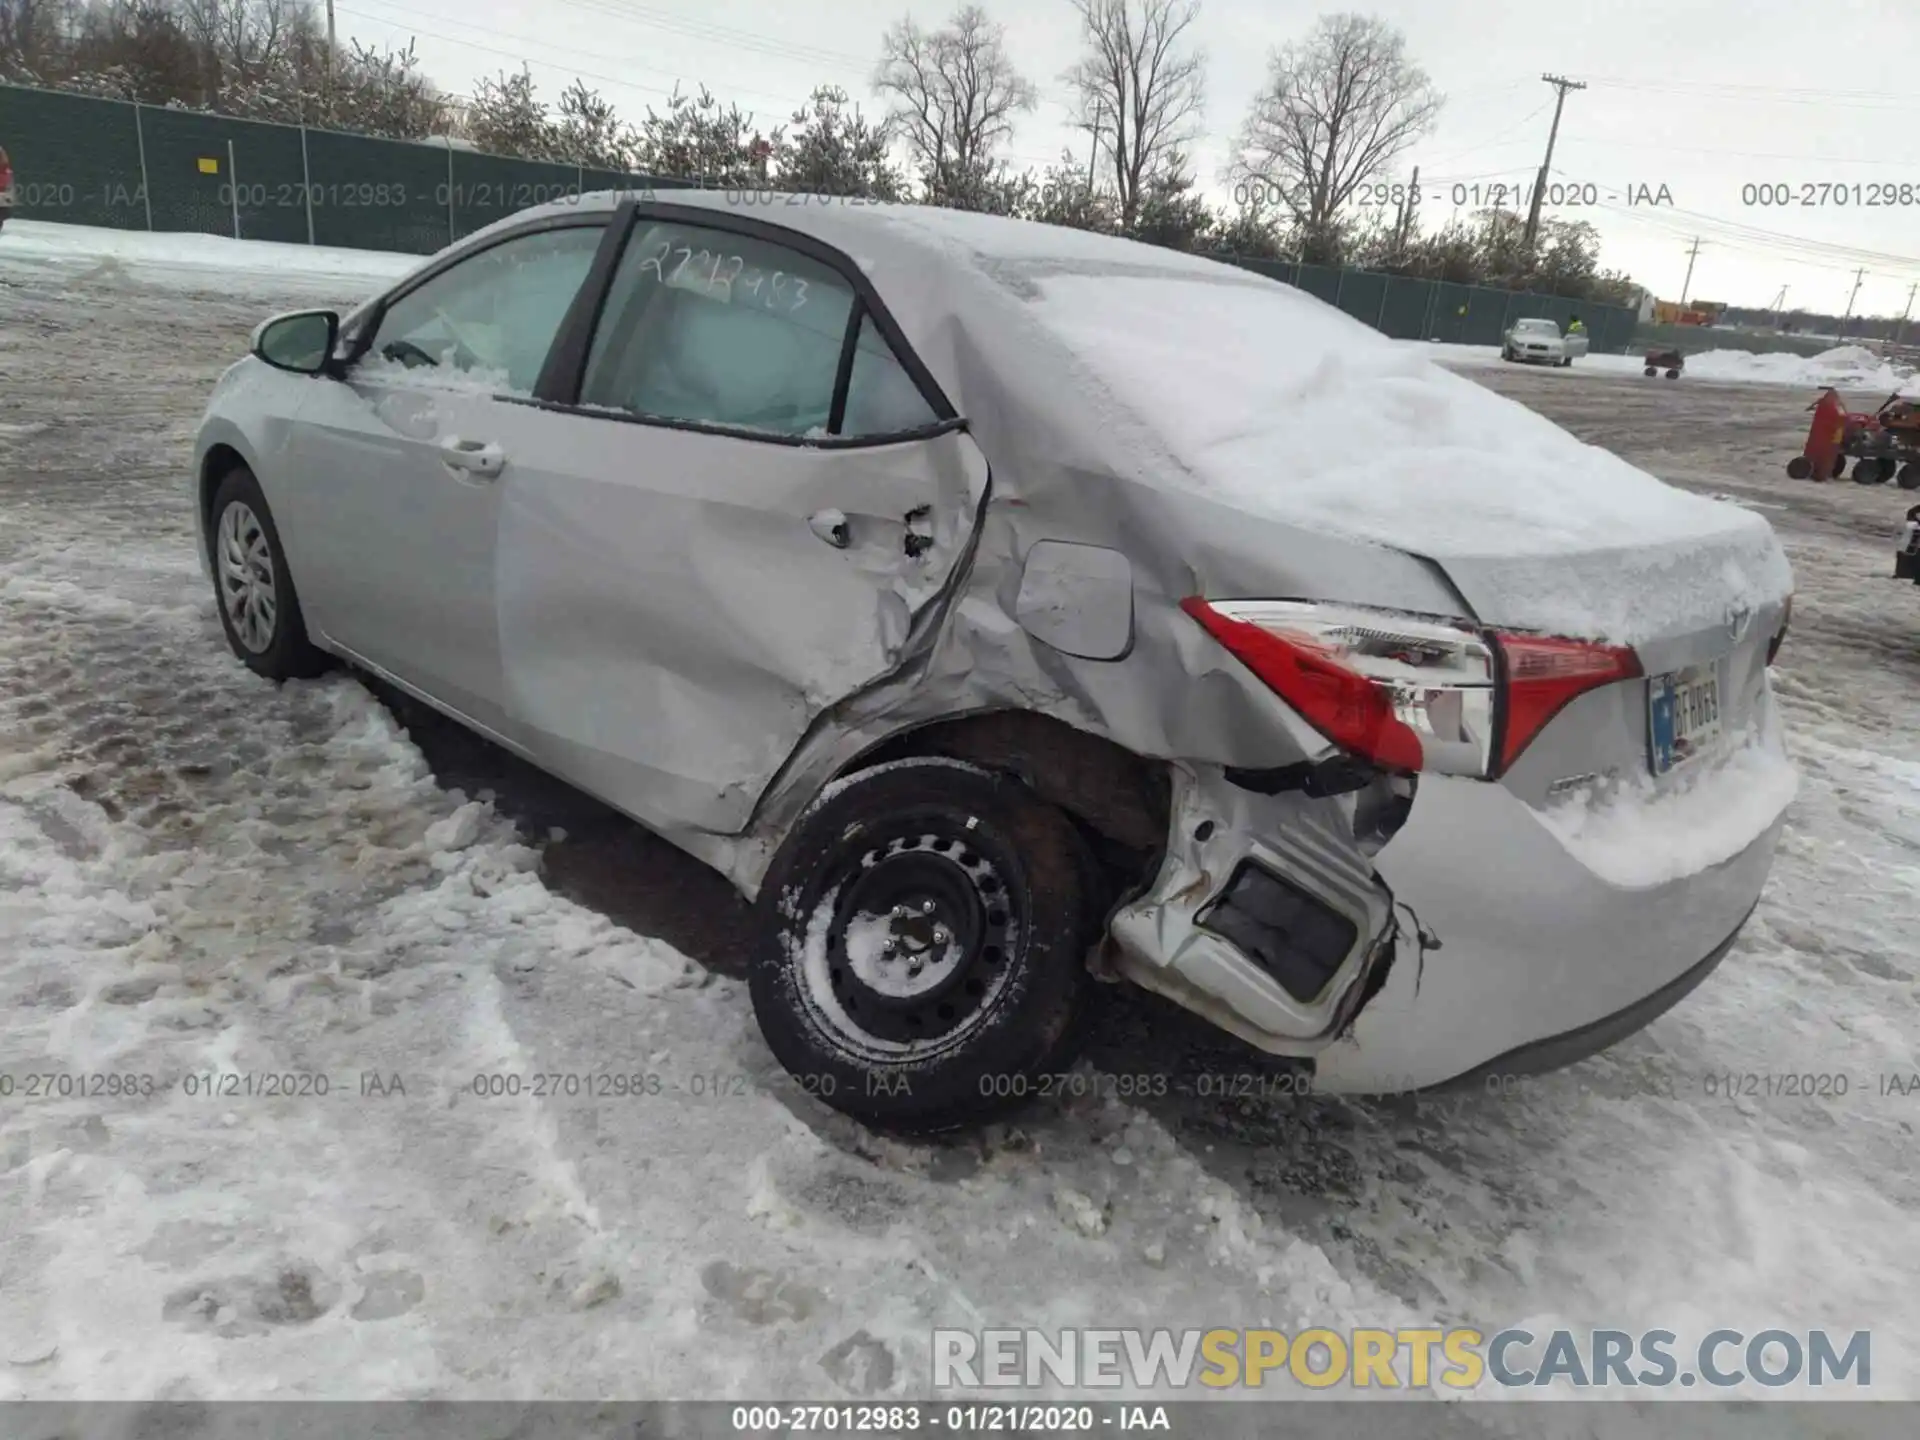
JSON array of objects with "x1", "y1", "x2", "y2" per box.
[{"x1": 1787, "y1": 388, "x2": 1920, "y2": 487}]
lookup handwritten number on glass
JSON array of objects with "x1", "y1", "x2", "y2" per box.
[{"x1": 634, "y1": 235, "x2": 807, "y2": 310}]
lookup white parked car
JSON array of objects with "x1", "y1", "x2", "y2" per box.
[{"x1": 1503, "y1": 317, "x2": 1587, "y2": 367}]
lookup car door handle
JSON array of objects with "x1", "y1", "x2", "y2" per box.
[{"x1": 439, "y1": 436, "x2": 505, "y2": 479}]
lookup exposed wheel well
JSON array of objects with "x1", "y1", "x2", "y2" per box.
[{"x1": 855, "y1": 711, "x2": 1172, "y2": 909}]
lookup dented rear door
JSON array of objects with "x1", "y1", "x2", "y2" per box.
[{"x1": 489, "y1": 411, "x2": 988, "y2": 834}]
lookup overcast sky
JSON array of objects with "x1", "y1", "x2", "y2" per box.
[{"x1": 334, "y1": 0, "x2": 1920, "y2": 317}]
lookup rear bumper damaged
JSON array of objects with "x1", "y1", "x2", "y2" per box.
[
  {"x1": 1108, "y1": 760, "x2": 1782, "y2": 1094},
  {"x1": 1106, "y1": 766, "x2": 1398, "y2": 1057}
]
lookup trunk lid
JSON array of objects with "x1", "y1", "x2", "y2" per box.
[{"x1": 1016, "y1": 267, "x2": 1794, "y2": 651}]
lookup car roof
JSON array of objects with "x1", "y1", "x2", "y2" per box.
[{"x1": 513, "y1": 187, "x2": 1238, "y2": 278}]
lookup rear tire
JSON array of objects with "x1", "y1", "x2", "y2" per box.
[
  {"x1": 1900, "y1": 462, "x2": 1920, "y2": 490},
  {"x1": 1644, "y1": 366, "x2": 1657, "y2": 377},
  {"x1": 1665, "y1": 368, "x2": 1680, "y2": 379},
  {"x1": 1786, "y1": 455, "x2": 1812, "y2": 479},
  {"x1": 748, "y1": 758, "x2": 1094, "y2": 1134},
  {"x1": 208, "y1": 465, "x2": 330, "y2": 681}
]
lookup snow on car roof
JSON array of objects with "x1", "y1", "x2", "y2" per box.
[{"x1": 1017, "y1": 270, "x2": 1789, "y2": 639}]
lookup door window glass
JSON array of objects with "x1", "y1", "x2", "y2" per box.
[
  {"x1": 581, "y1": 221, "x2": 855, "y2": 436},
  {"x1": 841, "y1": 312, "x2": 939, "y2": 435},
  {"x1": 365, "y1": 224, "x2": 604, "y2": 395}
]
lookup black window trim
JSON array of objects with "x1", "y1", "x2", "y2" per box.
[
  {"x1": 527, "y1": 198, "x2": 963, "y2": 449},
  {"x1": 342, "y1": 207, "x2": 617, "y2": 373}
]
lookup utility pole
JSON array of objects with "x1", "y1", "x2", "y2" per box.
[
  {"x1": 1678, "y1": 237, "x2": 1703, "y2": 305},
  {"x1": 1086, "y1": 98, "x2": 1105, "y2": 196},
  {"x1": 1523, "y1": 74, "x2": 1586, "y2": 249},
  {"x1": 325, "y1": 0, "x2": 336, "y2": 88},
  {"x1": 1893, "y1": 281, "x2": 1918, "y2": 351},
  {"x1": 1839, "y1": 266, "x2": 1866, "y2": 339},
  {"x1": 1395, "y1": 164, "x2": 1421, "y2": 253},
  {"x1": 1768, "y1": 285, "x2": 1788, "y2": 327}
]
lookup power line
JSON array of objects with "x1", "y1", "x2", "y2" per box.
[
  {"x1": 342, "y1": 0, "x2": 841, "y2": 114},
  {"x1": 339, "y1": 0, "x2": 1067, "y2": 168},
  {"x1": 1583, "y1": 75, "x2": 1920, "y2": 114},
  {"x1": 1417, "y1": 99, "x2": 1552, "y2": 168}
]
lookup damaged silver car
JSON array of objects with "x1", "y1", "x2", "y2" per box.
[{"x1": 193, "y1": 190, "x2": 1797, "y2": 1131}]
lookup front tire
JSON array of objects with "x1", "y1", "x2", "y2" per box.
[
  {"x1": 749, "y1": 758, "x2": 1094, "y2": 1134},
  {"x1": 208, "y1": 465, "x2": 330, "y2": 681}
]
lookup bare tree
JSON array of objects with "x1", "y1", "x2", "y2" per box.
[
  {"x1": 1061, "y1": 0, "x2": 1206, "y2": 230},
  {"x1": 177, "y1": 0, "x2": 307, "y2": 103},
  {"x1": 872, "y1": 4, "x2": 1036, "y2": 205},
  {"x1": 1233, "y1": 13, "x2": 1440, "y2": 238},
  {"x1": 0, "y1": 0, "x2": 55, "y2": 77}
]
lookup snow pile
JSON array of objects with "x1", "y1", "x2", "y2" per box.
[
  {"x1": 0, "y1": 218, "x2": 420, "y2": 293},
  {"x1": 1681, "y1": 343, "x2": 1916, "y2": 392},
  {"x1": 1535, "y1": 736, "x2": 1800, "y2": 888}
]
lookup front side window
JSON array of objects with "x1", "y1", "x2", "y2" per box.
[
  {"x1": 581, "y1": 221, "x2": 856, "y2": 436},
  {"x1": 365, "y1": 224, "x2": 604, "y2": 394}
]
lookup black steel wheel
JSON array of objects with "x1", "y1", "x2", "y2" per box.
[
  {"x1": 1899, "y1": 462, "x2": 1920, "y2": 490},
  {"x1": 1786, "y1": 455, "x2": 1812, "y2": 479},
  {"x1": 749, "y1": 758, "x2": 1094, "y2": 1133}
]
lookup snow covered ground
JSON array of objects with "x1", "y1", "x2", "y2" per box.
[
  {"x1": 1414, "y1": 337, "x2": 1918, "y2": 392},
  {"x1": 0, "y1": 218, "x2": 419, "y2": 298},
  {"x1": 1, "y1": 232, "x2": 1917, "y2": 1413}
]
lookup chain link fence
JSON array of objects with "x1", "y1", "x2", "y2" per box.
[{"x1": 2, "y1": 80, "x2": 1637, "y2": 350}]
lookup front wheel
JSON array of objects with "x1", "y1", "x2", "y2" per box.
[
  {"x1": 208, "y1": 465, "x2": 330, "y2": 680},
  {"x1": 1899, "y1": 462, "x2": 1920, "y2": 490},
  {"x1": 748, "y1": 758, "x2": 1094, "y2": 1133}
]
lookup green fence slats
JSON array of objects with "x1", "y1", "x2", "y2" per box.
[
  {"x1": 0, "y1": 80, "x2": 1640, "y2": 341},
  {"x1": 0, "y1": 84, "x2": 147, "y2": 229},
  {"x1": 1376, "y1": 276, "x2": 1432, "y2": 340},
  {"x1": 138, "y1": 106, "x2": 309, "y2": 242},
  {"x1": 1294, "y1": 263, "x2": 1343, "y2": 306},
  {"x1": 300, "y1": 129, "x2": 453, "y2": 253},
  {"x1": 1334, "y1": 269, "x2": 1387, "y2": 328}
]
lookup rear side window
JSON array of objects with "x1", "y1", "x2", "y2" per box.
[
  {"x1": 365, "y1": 224, "x2": 603, "y2": 394},
  {"x1": 842, "y1": 312, "x2": 939, "y2": 435},
  {"x1": 580, "y1": 219, "x2": 939, "y2": 439}
]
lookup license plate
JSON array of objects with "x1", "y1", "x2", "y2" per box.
[{"x1": 1648, "y1": 664, "x2": 1722, "y2": 776}]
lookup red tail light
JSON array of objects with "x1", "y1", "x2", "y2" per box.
[
  {"x1": 1183, "y1": 598, "x2": 1641, "y2": 779},
  {"x1": 1494, "y1": 633, "x2": 1642, "y2": 774}
]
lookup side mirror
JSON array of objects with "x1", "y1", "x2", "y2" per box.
[{"x1": 251, "y1": 309, "x2": 341, "y2": 376}]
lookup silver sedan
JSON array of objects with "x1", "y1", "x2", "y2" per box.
[{"x1": 193, "y1": 191, "x2": 1796, "y2": 1131}]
